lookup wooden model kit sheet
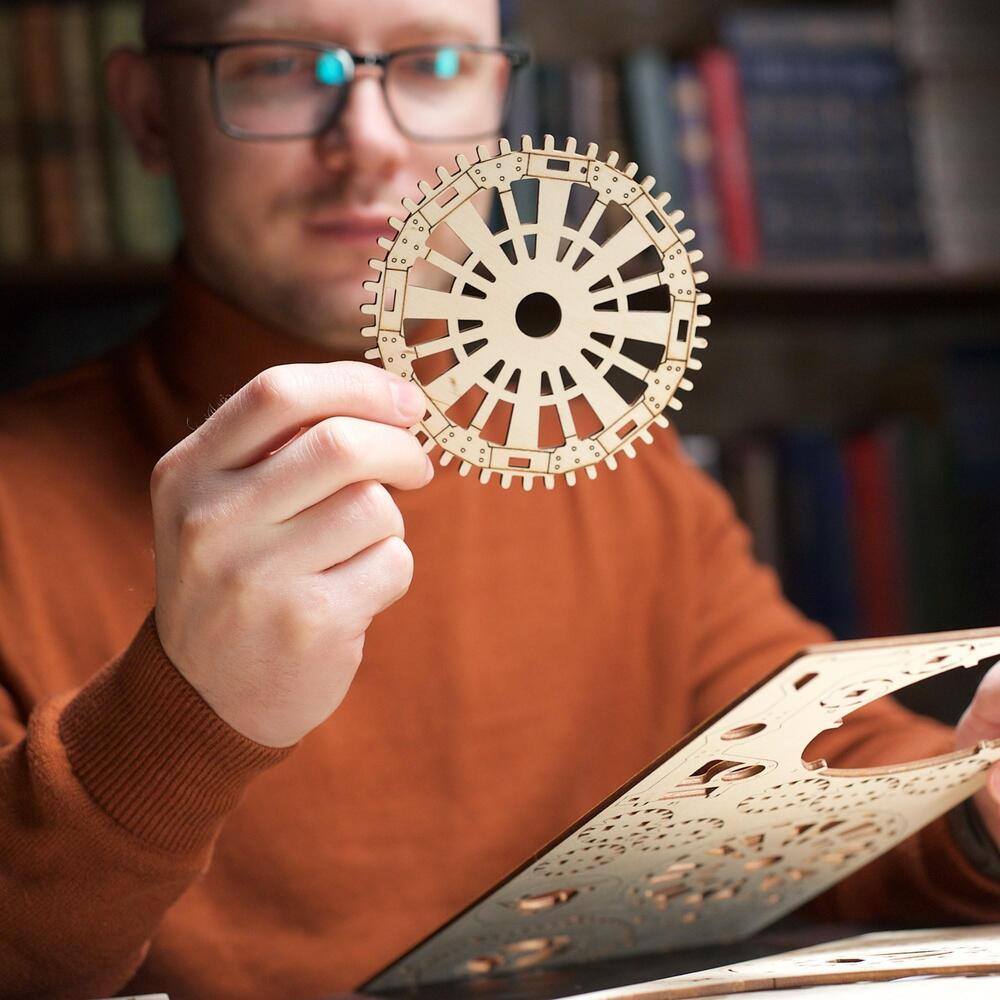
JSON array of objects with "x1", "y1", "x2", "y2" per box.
[{"x1": 364, "y1": 629, "x2": 1000, "y2": 993}]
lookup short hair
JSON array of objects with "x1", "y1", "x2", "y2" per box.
[{"x1": 142, "y1": 0, "x2": 235, "y2": 45}]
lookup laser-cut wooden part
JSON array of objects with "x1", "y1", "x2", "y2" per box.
[
  {"x1": 363, "y1": 627, "x2": 1000, "y2": 993},
  {"x1": 575, "y1": 925, "x2": 1000, "y2": 998},
  {"x1": 360, "y1": 135, "x2": 709, "y2": 489}
]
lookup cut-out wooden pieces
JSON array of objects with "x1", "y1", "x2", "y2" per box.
[
  {"x1": 575, "y1": 925, "x2": 1000, "y2": 999},
  {"x1": 363, "y1": 627, "x2": 1000, "y2": 993},
  {"x1": 360, "y1": 134, "x2": 710, "y2": 490}
]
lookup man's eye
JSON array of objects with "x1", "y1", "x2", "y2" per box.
[
  {"x1": 243, "y1": 56, "x2": 308, "y2": 79},
  {"x1": 413, "y1": 47, "x2": 462, "y2": 80}
]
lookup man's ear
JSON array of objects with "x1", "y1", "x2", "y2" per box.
[{"x1": 105, "y1": 48, "x2": 172, "y2": 175}]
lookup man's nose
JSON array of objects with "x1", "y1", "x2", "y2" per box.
[{"x1": 315, "y1": 74, "x2": 409, "y2": 176}]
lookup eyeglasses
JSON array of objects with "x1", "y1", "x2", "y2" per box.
[{"x1": 148, "y1": 39, "x2": 530, "y2": 142}]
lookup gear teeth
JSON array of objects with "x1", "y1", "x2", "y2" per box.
[
  {"x1": 364, "y1": 348, "x2": 380, "y2": 360},
  {"x1": 459, "y1": 461, "x2": 472, "y2": 477},
  {"x1": 435, "y1": 165, "x2": 451, "y2": 183},
  {"x1": 564, "y1": 136, "x2": 577, "y2": 154},
  {"x1": 694, "y1": 270, "x2": 709, "y2": 284},
  {"x1": 585, "y1": 142, "x2": 599, "y2": 158},
  {"x1": 606, "y1": 149, "x2": 620, "y2": 167},
  {"x1": 421, "y1": 436, "x2": 436, "y2": 454},
  {"x1": 479, "y1": 468, "x2": 493, "y2": 485},
  {"x1": 679, "y1": 228, "x2": 696, "y2": 244},
  {"x1": 542, "y1": 133, "x2": 555, "y2": 151},
  {"x1": 680, "y1": 378, "x2": 695, "y2": 392},
  {"x1": 401, "y1": 197, "x2": 419, "y2": 215},
  {"x1": 417, "y1": 179, "x2": 434, "y2": 198},
  {"x1": 377, "y1": 236, "x2": 394, "y2": 251},
  {"x1": 498, "y1": 137, "x2": 512, "y2": 154},
  {"x1": 639, "y1": 429, "x2": 655, "y2": 445},
  {"x1": 655, "y1": 191, "x2": 672, "y2": 207},
  {"x1": 368, "y1": 258, "x2": 385, "y2": 273},
  {"x1": 500, "y1": 472, "x2": 513, "y2": 489},
  {"x1": 439, "y1": 451, "x2": 454, "y2": 467},
  {"x1": 566, "y1": 471, "x2": 578, "y2": 487},
  {"x1": 388, "y1": 216, "x2": 404, "y2": 231},
  {"x1": 455, "y1": 152, "x2": 471, "y2": 171},
  {"x1": 689, "y1": 248, "x2": 705, "y2": 263},
  {"x1": 696, "y1": 314, "x2": 712, "y2": 328},
  {"x1": 522, "y1": 475, "x2": 534, "y2": 492},
  {"x1": 475, "y1": 143, "x2": 490, "y2": 162},
  {"x1": 668, "y1": 397, "x2": 684, "y2": 411},
  {"x1": 693, "y1": 336, "x2": 709, "y2": 350},
  {"x1": 544, "y1": 475, "x2": 555, "y2": 490},
  {"x1": 667, "y1": 209, "x2": 685, "y2": 226},
  {"x1": 605, "y1": 454, "x2": 618, "y2": 472},
  {"x1": 640, "y1": 175, "x2": 655, "y2": 192},
  {"x1": 362, "y1": 280, "x2": 380, "y2": 293},
  {"x1": 697, "y1": 292, "x2": 712, "y2": 306},
  {"x1": 586, "y1": 465, "x2": 599, "y2": 481},
  {"x1": 687, "y1": 358, "x2": 703, "y2": 372},
  {"x1": 654, "y1": 414, "x2": 671, "y2": 428},
  {"x1": 520, "y1": 134, "x2": 532, "y2": 151},
  {"x1": 623, "y1": 442, "x2": 638, "y2": 460},
  {"x1": 360, "y1": 302, "x2": 378, "y2": 316},
  {"x1": 623, "y1": 161, "x2": 639, "y2": 178}
]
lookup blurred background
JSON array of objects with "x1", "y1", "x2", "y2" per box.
[{"x1": 1, "y1": 0, "x2": 999, "y2": 721}]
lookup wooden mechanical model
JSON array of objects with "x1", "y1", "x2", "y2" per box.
[{"x1": 358, "y1": 137, "x2": 1000, "y2": 992}]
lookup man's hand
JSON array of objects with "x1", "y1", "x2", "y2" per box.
[
  {"x1": 955, "y1": 661, "x2": 1000, "y2": 849},
  {"x1": 150, "y1": 362, "x2": 432, "y2": 748}
]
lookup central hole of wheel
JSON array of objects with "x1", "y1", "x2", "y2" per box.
[{"x1": 516, "y1": 291, "x2": 562, "y2": 338}]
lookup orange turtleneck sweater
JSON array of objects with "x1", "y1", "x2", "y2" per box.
[{"x1": 0, "y1": 266, "x2": 998, "y2": 1000}]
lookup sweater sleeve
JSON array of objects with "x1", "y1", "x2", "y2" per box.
[
  {"x1": 677, "y1": 451, "x2": 1000, "y2": 925},
  {"x1": 0, "y1": 613, "x2": 293, "y2": 1000}
]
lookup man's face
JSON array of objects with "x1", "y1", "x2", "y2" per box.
[{"x1": 153, "y1": 0, "x2": 502, "y2": 353}]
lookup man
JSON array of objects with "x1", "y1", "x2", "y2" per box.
[{"x1": 1, "y1": 1, "x2": 998, "y2": 997}]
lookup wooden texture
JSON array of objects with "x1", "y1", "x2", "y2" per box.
[
  {"x1": 576, "y1": 925, "x2": 1000, "y2": 998},
  {"x1": 364, "y1": 629, "x2": 1000, "y2": 993},
  {"x1": 361, "y1": 134, "x2": 710, "y2": 490}
]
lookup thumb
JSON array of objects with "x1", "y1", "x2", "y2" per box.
[{"x1": 955, "y1": 662, "x2": 1000, "y2": 749}]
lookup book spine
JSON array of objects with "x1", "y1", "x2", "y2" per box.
[
  {"x1": 673, "y1": 61, "x2": 723, "y2": 262},
  {"x1": 19, "y1": 1, "x2": 81, "y2": 259},
  {"x1": 844, "y1": 430, "x2": 908, "y2": 638},
  {"x1": 697, "y1": 47, "x2": 760, "y2": 266},
  {"x1": 0, "y1": 7, "x2": 33, "y2": 260},
  {"x1": 60, "y1": 2, "x2": 113, "y2": 258}
]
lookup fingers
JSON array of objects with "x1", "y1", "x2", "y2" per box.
[
  {"x1": 322, "y1": 535, "x2": 415, "y2": 633},
  {"x1": 956, "y1": 663, "x2": 1000, "y2": 747},
  {"x1": 248, "y1": 416, "x2": 432, "y2": 521},
  {"x1": 191, "y1": 362, "x2": 426, "y2": 471},
  {"x1": 278, "y1": 481, "x2": 405, "y2": 573}
]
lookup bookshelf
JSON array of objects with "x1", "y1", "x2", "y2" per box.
[{"x1": 2, "y1": 0, "x2": 999, "y2": 722}]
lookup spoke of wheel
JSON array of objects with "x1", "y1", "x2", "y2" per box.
[
  {"x1": 565, "y1": 360, "x2": 628, "y2": 426},
  {"x1": 576, "y1": 219, "x2": 652, "y2": 284},
  {"x1": 588, "y1": 310, "x2": 672, "y2": 344},
  {"x1": 590, "y1": 270, "x2": 666, "y2": 301},
  {"x1": 444, "y1": 200, "x2": 515, "y2": 277},
  {"x1": 560, "y1": 200, "x2": 604, "y2": 270},
  {"x1": 424, "y1": 249, "x2": 494, "y2": 295},
  {"x1": 506, "y1": 396, "x2": 541, "y2": 450},
  {"x1": 583, "y1": 340, "x2": 653, "y2": 381},
  {"x1": 404, "y1": 285, "x2": 492, "y2": 324},
  {"x1": 498, "y1": 189, "x2": 531, "y2": 265},
  {"x1": 422, "y1": 343, "x2": 505, "y2": 408},
  {"x1": 470, "y1": 361, "x2": 514, "y2": 430},
  {"x1": 413, "y1": 329, "x2": 491, "y2": 359},
  {"x1": 535, "y1": 178, "x2": 572, "y2": 262}
]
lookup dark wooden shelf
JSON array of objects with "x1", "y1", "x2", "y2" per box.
[{"x1": 4, "y1": 259, "x2": 1000, "y2": 303}]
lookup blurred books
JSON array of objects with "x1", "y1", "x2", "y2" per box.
[
  {"x1": 507, "y1": 2, "x2": 1000, "y2": 269},
  {"x1": 0, "y1": 0, "x2": 181, "y2": 263}
]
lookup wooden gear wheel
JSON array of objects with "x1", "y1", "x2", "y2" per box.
[{"x1": 361, "y1": 134, "x2": 711, "y2": 489}]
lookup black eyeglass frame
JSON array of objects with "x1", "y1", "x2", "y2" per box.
[{"x1": 147, "y1": 38, "x2": 531, "y2": 142}]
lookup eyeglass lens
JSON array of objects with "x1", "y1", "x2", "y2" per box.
[{"x1": 214, "y1": 43, "x2": 513, "y2": 139}]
